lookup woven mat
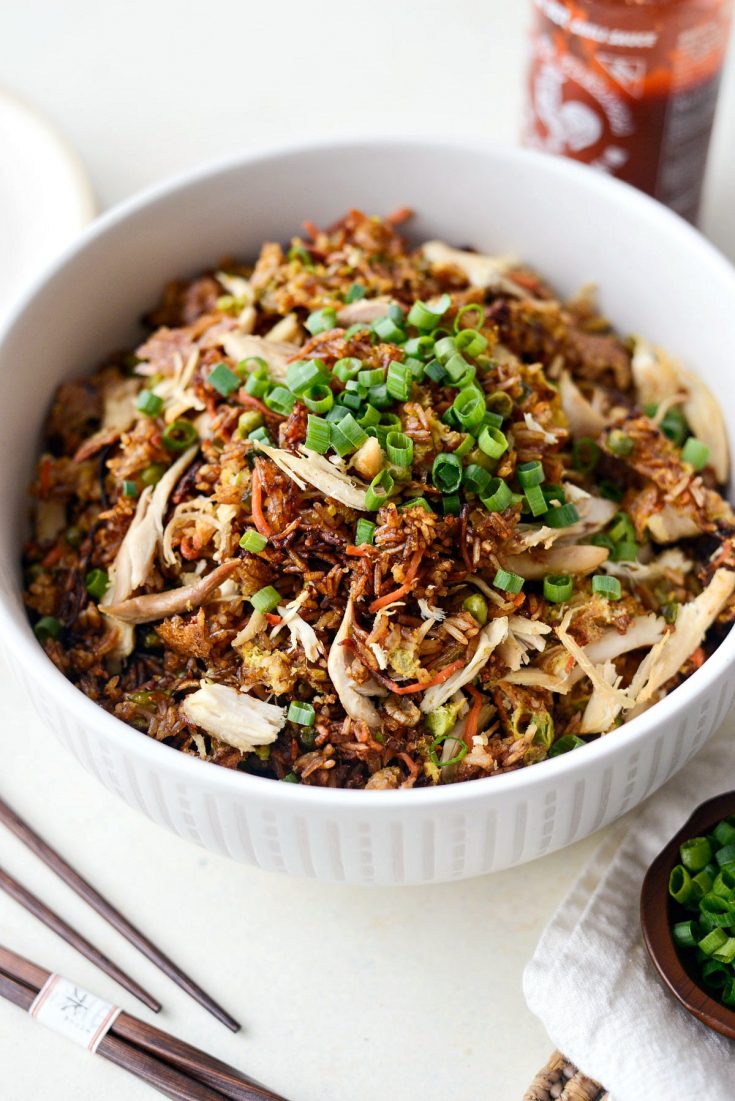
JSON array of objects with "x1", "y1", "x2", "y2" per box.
[{"x1": 524, "y1": 1051, "x2": 609, "y2": 1100}]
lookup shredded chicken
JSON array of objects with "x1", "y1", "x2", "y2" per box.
[
  {"x1": 421, "y1": 618, "x2": 509, "y2": 712},
  {"x1": 181, "y1": 680, "x2": 286, "y2": 752},
  {"x1": 254, "y1": 440, "x2": 369, "y2": 510}
]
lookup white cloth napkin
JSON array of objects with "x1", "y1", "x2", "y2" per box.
[{"x1": 524, "y1": 720, "x2": 735, "y2": 1101}]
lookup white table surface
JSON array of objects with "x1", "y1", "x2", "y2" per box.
[{"x1": 1, "y1": 3, "x2": 734, "y2": 1098}]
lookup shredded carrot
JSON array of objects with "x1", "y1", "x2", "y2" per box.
[
  {"x1": 239, "y1": 392, "x2": 277, "y2": 418},
  {"x1": 463, "y1": 685, "x2": 484, "y2": 750},
  {"x1": 368, "y1": 549, "x2": 423, "y2": 613},
  {"x1": 265, "y1": 613, "x2": 282, "y2": 626},
  {"x1": 345, "y1": 545, "x2": 372, "y2": 557},
  {"x1": 397, "y1": 752, "x2": 419, "y2": 786},
  {"x1": 41, "y1": 544, "x2": 63, "y2": 568},
  {"x1": 389, "y1": 658, "x2": 465, "y2": 696},
  {"x1": 303, "y1": 219, "x2": 320, "y2": 240},
  {"x1": 38, "y1": 456, "x2": 52, "y2": 498},
  {"x1": 250, "y1": 466, "x2": 272, "y2": 537},
  {"x1": 386, "y1": 206, "x2": 413, "y2": 226}
]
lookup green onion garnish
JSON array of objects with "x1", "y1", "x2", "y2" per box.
[
  {"x1": 548, "y1": 735, "x2": 586, "y2": 757},
  {"x1": 287, "y1": 701, "x2": 316, "y2": 726},
  {"x1": 399, "y1": 497, "x2": 433, "y2": 513},
  {"x1": 238, "y1": 411, "x2": 264, "y2": 438},
  {"x1": 424, "y1": 360, "x2": 448, "y2": 384},
  {"x1": 250, "y1": 585, "x2": 281, "y2": 613},
  {"x1": 34, "y1": 615, "x2": 61, "y2": 643},
  {"x1": 357, "y1": 367, "x2": 384, "y2": 387},
  {"x1": 463, "y1": 464, "x2": 492, "y2": 497},
  {"x1": 442, "y1": 494, "x2": 461, "y2": 515},
  {"x1": 248, "y1": 426, "x2": 272, "y2": 445},
  {"x1": 682, "y1": 436, "x2": 710, "y2": 471},
  {"x1": 386, "y1": 431, "x2": 413, "y2": 467},
  {"x1": 591, "y1": 575, "x2": 622, "y2": 600},
  {"x1": 478, "y1": 425, "x2": 508, "y2": 460},
  {"x1": 305, "y1": 307, "x2": 337, "y2": 335},
  {"x1": 365, "y1": 469, "x2": 395, "y2": 510},
  {"x1": 444, "y1": 352, "x2": 472, "y2": 385},
  {"x1": 493, "y1": 568, "x2": 524, "y2": 595},
  {"x1": 136, "y1": 390, "x2": 164, "y2": 417},
  {"x1": 141, "y1": 463, "x2": 166, "y2": 486},
  {"x1": 207, "y1": 362, "x2": 241, "y2": 398},
  {"x1": 331, "y1": 413, "x2": 368, "y2": 456},
  {"x1": 244, "y1": 369, "x2": 271, "y2": 399},
  {"x1": 122, "y1": 480, "x2": 138, "y2": 498},
  {"x1": 282, "y1": 772, "x2": 300, "y2": 783},
  {"x1": 611, "y1": 541, "x2": 638, "y2": 563},
  {"x1": 517, "y1": 460, "x2": 544, "y2": 488},
  {"x1": 162, "y1": 420, "x2": 199, "y2": 452},
  {"x1": 302, "y1": 384, "x2": 334, "y2": 414},
  {"x1": 304, "y1": 415, "x2": 330, "y2": 454},
  {"x1": 240, "y1": 530, "x2": 268, "y2": 554},
  {"x1": 681, "y1": 836, "x2": 714, "y2": 872},
  {"x1": 403, "y1": 335, "x2": 436, "y2": 359},
  {"x1": 486, "y1": 391, "x2": 513, "y2": 419},
  {"x1": 543, "y1": 575, "x2": 573, "y2": 603},
  {"x1": 355, "y1": 519, "x2": 376, "y2": 546},
  {"x1": 372, "y1": 316, "x2": 405, "y2": 344},
  {"x1": 453, "y1": 328, "x2": 488, "y2": 358},
  {"x1": 286, "y1": 358, "x2": 329, "y2": 395},
  {"x1": 407, "y1": 294, "x2": 451, "y2": 331},
  {"x1": 434, "y1": 335, "x2": 457, "y2": 363},
  {"x1": 264, "y1": 385, "x2": 296, "y2": 416},
  {"x1": 432, "y1": 453, "x2": 463, "y2": 494},
  {"x1": 572, "y1": 437, "x2": 601, "y2": 474},
  {"x1": 386, "y1": 361, "x2": 412, "y2": 402},
  {"x1": 453, "y1": 389, "x2": 486, "y2": 433},
  {"x1": 544, "y1": 503, "x2": 580, "y2": 528},
  {"x1": 85, "y1": 568, "x2": 109, "y2": 600},
  {"x1": 428, "y1": 733, "x2": 469, "y2": 768},
  {"x1": 608, "y1": 429, "x2": 634, "y2": 457},
  {"x1": 333, "y1": 357, "x2": 362, "y2": 383},
  {"x1": 358, "y1": 404, "x2": 381, "y2": 429},
  {"x1": 481, "y1": 478, "x2": 513, "y2": 513},
  {"x1": 345, "y1": 283, "x2": 366, "y2": 303},
  {"x1": 524, "y1": 484, "x2": 548, "y2": 518}
]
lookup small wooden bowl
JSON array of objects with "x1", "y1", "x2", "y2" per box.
[{"x1": 641, "y1": 791, "x2": 735, "y2": 1039}]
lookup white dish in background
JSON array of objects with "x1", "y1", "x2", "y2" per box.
[
  {"x1": 0, "y1": 139, "x2": 733, "y2": 886},
  {"x1": 0, "y1": 89, "x2": 94, "y2": 318}
]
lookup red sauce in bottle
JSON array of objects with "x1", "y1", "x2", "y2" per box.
[{"x1": 524, "y1": 0, "x2": 734, "y2": 222}]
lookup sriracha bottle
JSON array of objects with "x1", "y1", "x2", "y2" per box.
[{"x1": 524, "y1": 0, "x2": 734, "y2": 223}]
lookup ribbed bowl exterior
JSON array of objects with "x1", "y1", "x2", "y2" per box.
[{"x1": 2, "y1": 141, "x2": 734, "y2": 885}]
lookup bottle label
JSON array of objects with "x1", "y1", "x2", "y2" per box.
[{"x1": 29, "y1": 975, "x2": 121, "y2": 1053}]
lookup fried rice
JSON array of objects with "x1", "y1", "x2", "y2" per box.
[{"x1": 22, "y1": 209, "x2": 735, "y2": 790}]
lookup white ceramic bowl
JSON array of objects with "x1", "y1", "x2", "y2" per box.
[{"x1": 2, "y1": 140, "x2": 734, "y2": 886}]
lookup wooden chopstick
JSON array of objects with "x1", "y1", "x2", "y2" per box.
[
  {"x1": 0, "y1": 945, "x2": 287, "y2": 1101},
  {"x1": 0, "y1": 794, "x2": 239, "y2": 1031},
  {"x1": 0, "y1": 864, "x2": 161, "y2": 1012},
  {"x1": 0, "y1": 970, "x2": 227, "y2": 1101}
]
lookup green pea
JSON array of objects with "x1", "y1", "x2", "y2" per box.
[{"x1": 463, "y1": 593, "x2": 488, "y2": 626}]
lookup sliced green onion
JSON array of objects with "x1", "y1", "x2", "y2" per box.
[
  {"x1": 659, "y1": 406, "x2": 689, "y2": 447},
  {"x1": 672, "y1": 920, "x2": 700, "y2": 948},
  {"x1": 345, "y1": 283, "x2": 366, "y2": 304},
  {"x1": 610, "y1": 512, "x2": 636, "y2": 543},
  {"x1": 136, "y1": 390, "x2": 164, "y2": 417},
  {"x1": 669, "y1": 864, "x2": 693, "y2": 904},
  {"x1": 424, "y1": 359, "x2": 447, "y2": 384},
  {"x1": 463, "y1": 593, "x2": 488, "y2": 626},
  {"x1": 34, "y1": 615, "x2": 61, "y2": 642},
  {"x1": 122, "y1": 480, "x2": 138, "y2": 498},
  {"x1": 386, "y1": 431, "x2": 413, "y2": 467},
  {"x1": 517, "y1": 460, "x2": 544, "y2": 488},
  {"x1": 544, "y1": 503, "x2": 580, "y2": 528},
  {"x1": 400, "y1": 497, "x2": 433, "y2": 513},
  {"x1": 608, "y1": 429, "x2": 634, "y2": 457},
  {"x1": 356, "y1": 404, "x2": 381, "y2": 429},
  {"x1": 331, "y1": 413, "x2": 368, "y2": 456},
  {"x1": 442, "y1": 494, "x2": 461, "y2": 515},
  {"x1": 591, "y1": 575, "x2": 622, "y2": 600},
  {"x1": 444, "y1": 352, "x2": 471, "y2": 384},
  {"x1": 702, "y1": 960, "x2": 731, "y2": 989},
  {"x1": 453, "y1": 389, "x2": 486, "y2": 432},
  {"x1": 543, "y1": 484, "x2": 566, "y2": 507},
  {"x1": 355, "y1": 519, "x2": 376, "y2": 546},
  {"x1": 482, "y1": 478, "x2": 513, "y2": 512},
  {"x1": 680, "y1": 836, "x2": 714, "y2": 872},
  {"x1": 305, "y1": 415, "x2": 331, "y2": 454},
  {"x1": 162, "y1": 420, "x2": 199, "y2": 452},
  {"x1": 454, "y1": 328, "x2": 488, "y2": 358},
  {"x1": 463, "y1": 464, "x2": 492, "y2": 497},
  {"x1": 478, "y1": 425, "x2": 508, "y2": 460},
  {"x1": 302, "y1": 384, "x2": 334, "y2": 414},
  {"x1": 432, "y1": 453, "x2": 462, "y2": 494},
  {"x1": 486, "y1": 391, "x2": 513, "y2": 419},
  {"x1": 713, "y1": 821, "x2": 735, "y2": 848},
  {"x1": 386, "y1": 361, "x2": 412, "y2": 402},
  {"x1": 286, "y1": 358, "x2": 329, "y2": 395},
  {"x1": 333, "y1": 357, "x2": 362, "y2": 383},
  {"x1": 493, "y1": 568, "x2": 524, "y2": 595},
  {"x1": 248, "y1": 426, "x2": 272, "y2": 445},
  {"x1": 407, "y1": 294, "x2": 451, "y2": 331},
  {"x1": 598, "y1": 479, "x2": 624, "y2": 502},
  {"x1": 716, "y1": 844, "x2": 735, "y2": 868},
  {"x1": 288, "y1": 701, "x2": 316, "y2": 727},
  {"x1": 365, "y1": 469, "x2": 395, "y2": 510},
  {"x1": 85, "y1": 568, "x2": 109, "y2": 600},
  {"x1": 611, "y1": 541, "x2": 639, "y2": 563},
  {"x1": 681, "y1": 436, "x2": 710, "y2": 471},
  {"x1": 244, "y1": 370, "x2": 271, "y2": 398},
  {"x1": 403, "y1": 335, "x2": 436, "y2": 359},
  {"x1": 250, "y1": 585, "x2": 281, "y2": 613},
  {"x1": 240, "y1": 530, "x2": 268, "y2": 553},
  {"x1": 305, "y1": 307, "x2": 337, "y2": 335},
  {"x1": 207, "y1": 362, "x2": 241, "y2": 397},
  {"x1": 141, "y1": 463, "x2": 167, "y2": 486},
  {"x1": 453, "y1": 434, "x2": 475, "y2": 459},
  {"x1": 573, "y1": 437, "x2": 601, "y2": 474},
  {"x1": 366, "y1": 383, "x2": 391, "y2": 410},
  {"x1": 524, "y1": 484, "x2": 548, "y2": 518},
  {"x1": 699, "y1": 927, "x2": 729, "y2": 956},
  {"x1": 372, "y1": 316, "x2": 405, "y2": 344},
  {"x1": 454, "y1": 303, "x2": 485, "y2": 332},
  {"x1": 288, "y1": 244, "x2": 313, "y2": 267},
  {"x1": 544, "y1": 575, "x2": 573, "y2": 603},
  {"x1": 281, "y1": 772, "x2": 300, "y2": 783},
  {"x1": 264, "y1": 385, "x2": 296, "y2": 416},
  {"x1": 548, "y1": 734, "x2": 586, "y2": 757},
  {"x1": 429, "y1": 733, "x2": 469, "y2": 768},
  {"x1": 238, "y1": 356, "x2": 269, "y2": 377},
  {"x1": 357, "y1": 367, "x2": 384, "y2": 387},
  {"x1": 238, "y1": 411, "x2": 264, "y2": 437}
]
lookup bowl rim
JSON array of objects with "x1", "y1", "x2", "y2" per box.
[
  {"x1": 640, "y1": 791, "x2": 735, "y2": 1039},
  {"x1": 2, "y1": 135, "x2": 735, "y2": 808}
]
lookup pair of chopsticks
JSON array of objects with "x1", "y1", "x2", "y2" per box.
[
  {"x1": 0, "y1": 793, "x2": 237, "y2": 1029},
  {"x1": 0, "y1": 945, "x2": 286, "y2": 1101}
]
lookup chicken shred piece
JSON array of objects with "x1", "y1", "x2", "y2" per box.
[{"x1": 181, "y1": 680, "x2": 285, "y2": 753}]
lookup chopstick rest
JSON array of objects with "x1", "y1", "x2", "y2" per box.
[{"x1": 29, "y1": 973, "x2": 121, "y2": 1053}]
